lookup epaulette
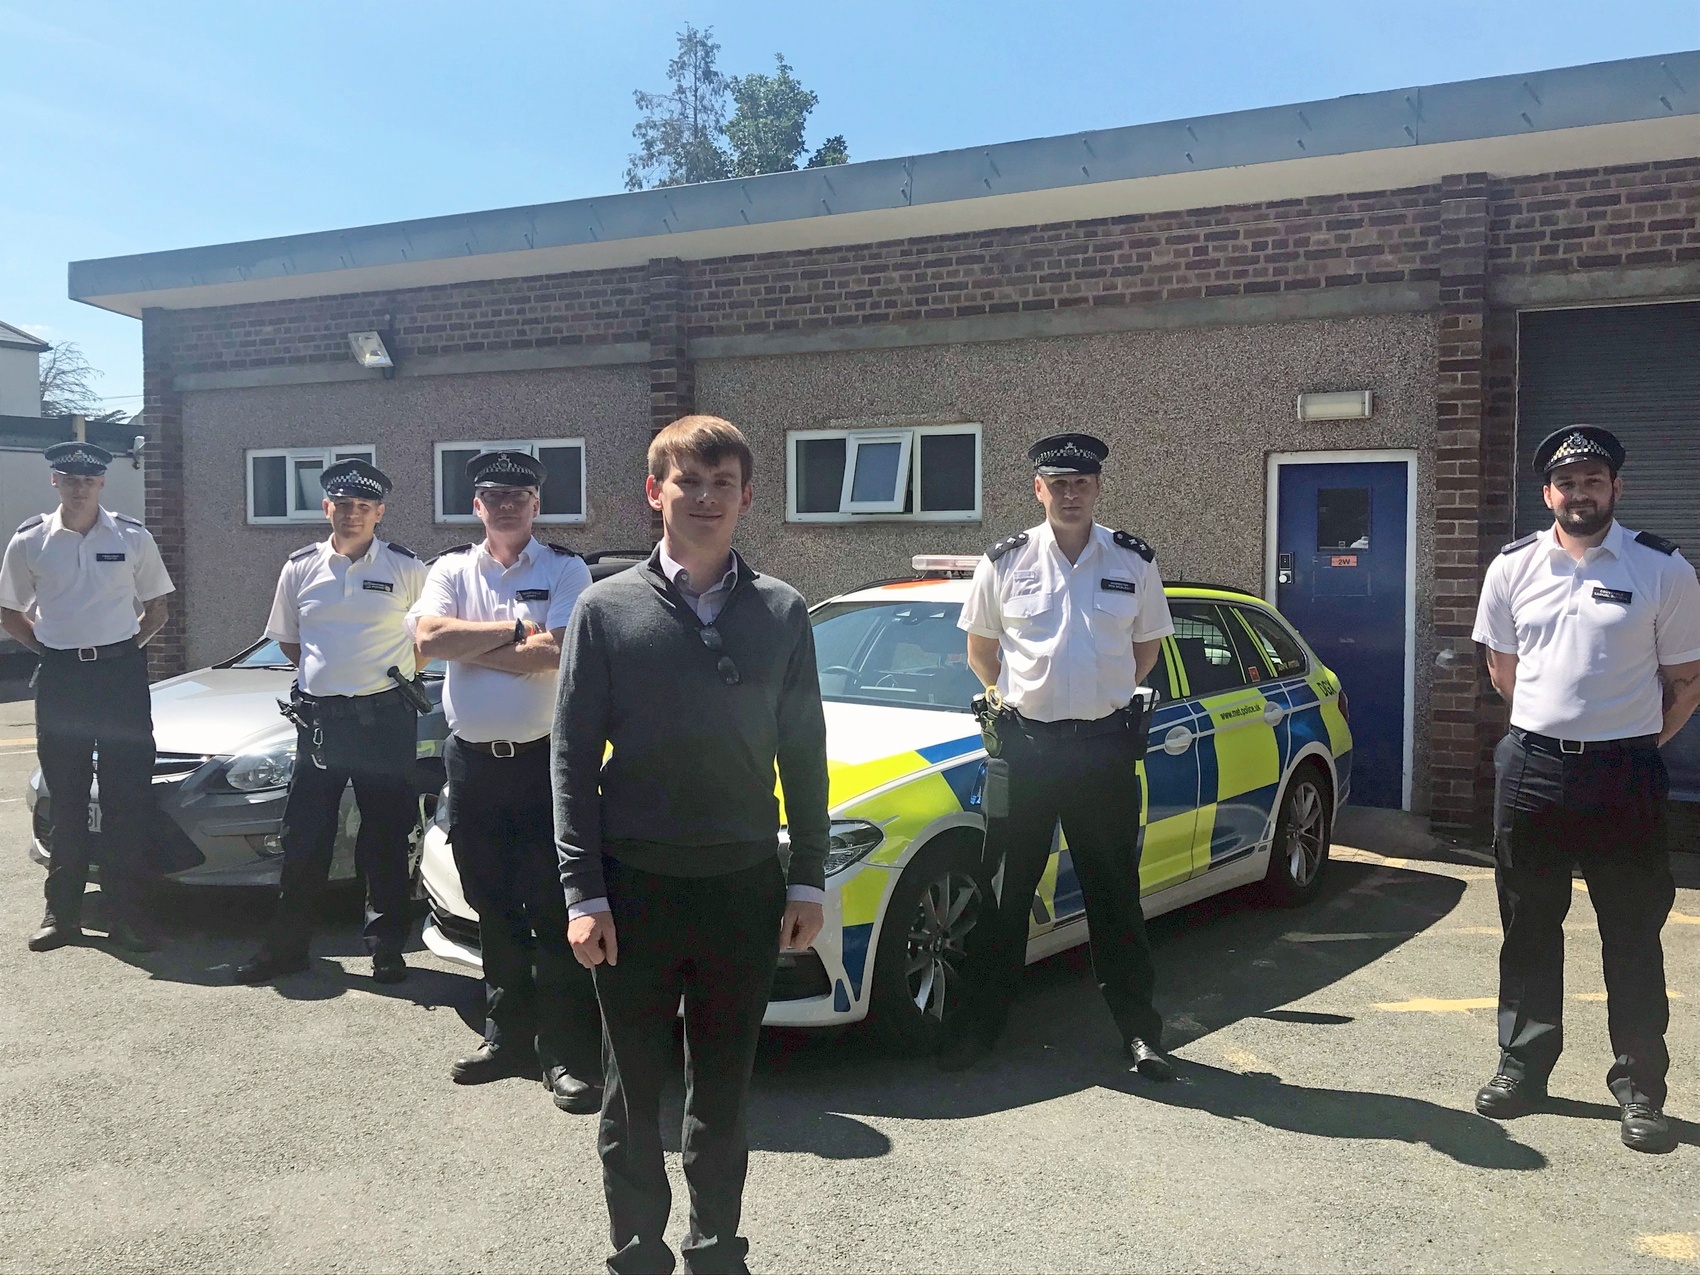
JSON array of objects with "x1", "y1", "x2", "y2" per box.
[
  {"x1": 1635, "y1": 530, "x2": 1680, "y2": 556},
  {"x1": 1499, "y1": 533, "x2": 1540, "y2": 556},
  {"x1": 986, "y1": 531, "x2": 1029, "y2": 563},
  {"x1": 287, "y1": 543, "x2": 318, "y2": 562},
  {"x1": 1112, "y1": 530, "x2": 1156, "y2": 562},
  {"x1": 115, "y1": 514, "x2": 143, "y2": 526},
  {"x1": 545, "y1": 543, "x2": 581, "y2": 557},
  {"x1": 428, "y1": 544, "x2": 475, "y2": 563},
  {"x1": 384, "y1": 542, "x2": 417, "y2": 559},
  {"x1": 15, "y1": 515, "x2": 42, "y2": 533}
]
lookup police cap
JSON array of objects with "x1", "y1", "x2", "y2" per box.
[
  {"x1": 44, "y1": 442, "x2": 112, "y2": 476},
  {"x1": 320, "y1": 457, "x2": 392, "y2": 500},
  {"x1": 1028, "y1": 432, "x2": 1109, "y2": 476},
  {"x1": 1533, "y1": 425, "x2": 1626, "y2": 478},
  {"x1": 467, "y1": 449, "x2": 546, "y2": 488}
]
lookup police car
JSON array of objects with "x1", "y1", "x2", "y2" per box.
[{"x1": 420, "y1": 556, "x2": 1352, "y2": 1052}]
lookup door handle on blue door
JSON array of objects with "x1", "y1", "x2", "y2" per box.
[
  {"x1": 1162, "y1": 725, "x2": 1194, "y2": 756},
  {"x1": 1262, "y1": 700, "x2": 1285, "y2": 725}
]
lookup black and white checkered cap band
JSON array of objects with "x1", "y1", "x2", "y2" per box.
[
  {"x1": 51, "y1": 448, "x2": 107, "y2": 471},
  {"x1": 324, "y1": 473, "x2": 385, "y2": 497},
  {"x1": 1546, "y1": 432, "x2": 1613, "y2": 468},
  {"x1": 473, "y1": 458, "x2": 539, "y2": 485},
  {"x1": 1034, "y1": 442, "x2": 1101, "y2": 468}
]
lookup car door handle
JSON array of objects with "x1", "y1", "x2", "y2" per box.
[
  {"x1": 1162, "y1": 725, "x2": 1194, "y2": 756},
  {"x1": 1262, "y1": 700, "x2": 1286, "y2": 725}
]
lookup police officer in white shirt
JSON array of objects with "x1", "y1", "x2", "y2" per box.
[
  {"x1": 943, "y1": 432, "x2": 1177, "y2": 1075},
  {"x1": 0, "y1": 442, "x2": 174, "y2": 953},
  {"x1": 1472, "y1": 425, "x2": 1700, "y2": 1154},
  {"x1": 236, "y1": 460, "x2": 428, "y2": 986},
  {"x1": 408, "y1": 449, "x2": 602, "y2": 1113}
]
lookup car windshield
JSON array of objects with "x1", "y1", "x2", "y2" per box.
[
  {"x1": 811, "y1": 599, "x2": 978, "y2": 713},
  {"x1": 228, "y1": 639, "x2": 445, "y2": 678}
]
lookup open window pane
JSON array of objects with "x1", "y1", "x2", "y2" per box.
[
  {"x1": 842, "y1": 432, "x2": 912, "y2": 512},
  {"x1": 795, "y1": 438, "x2": 847, "y2": 514},
  {"x1": 251, "y1": 455, "x2": 287, "y2": 520},
  {"x1": 291, "y1": 458, "x2": 325, "y2": 512},
  {"x1": 537, "y1": 445, "x2": 583, "y2": 517},
  {"x1": 918, "y1": 432, "x2": 976, "y2": 513},
  {"x1": 334, "y1": 447, "x2": 374, "y2": 464}
]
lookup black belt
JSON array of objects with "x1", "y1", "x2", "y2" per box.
[
  {"x1": 452, "y1": 733, "x2": 549, "y2": 758},
  {"x1": 1013, "y1": 710, "x2": 1128, "y2": 739},
  {"x1": 1511, "y1": 727, "x2": 1660, "y2": 756},
  {"x1": 41, "y1": 640, "x2": 141, "y2": 663},
  {"x1": 305, "y1": 687, "x2": 404, "y2": 717}
]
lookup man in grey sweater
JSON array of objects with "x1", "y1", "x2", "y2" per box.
[{"x1": 554, "y1": 415, "x2": 829, "y2": 1275}]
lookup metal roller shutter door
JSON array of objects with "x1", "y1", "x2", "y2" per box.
[{"x1": 1515, "y1": 302, "x2": 1700, "y2": 545}]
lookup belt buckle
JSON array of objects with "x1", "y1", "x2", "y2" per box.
[
  {"x1": 77, "y1": 647, "x2": 97, "y2": 663},
  {"x1": 1560, "y1": 738, "x2": 1584, "y2": 755},
  {"x1": 491, "y1": 740, "x2": 516, "y2": 759}
]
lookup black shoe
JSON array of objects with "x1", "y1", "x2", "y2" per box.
[
  {"x1": 106, "y1": 913, "x2": 164, "y2": 953},
  {"x1": 545, "y1": 1065, "x2": 602, "y2": 1114},
  {"x1": 1124, "y1": 1037, "x2": 1175, "y2": 1081},
  {"x1": 234, "y1": 948, "x2": 309, "y2": 984},
  {"x1": 371, "y1": 952, "x2": 407, "y2": 984},
  {"x1": 28, "y1": 915, "x2": 81, "y2": 951},
  {"x1": 1621, "y1": 1103, "x2": 1676, "y2": 1154},
  {"x1": 451, "y1": 1042, "x2": 523, "y2": 1085},
  {"x1": 1474, "y1": 1072, "x2": 1546, "y2": 1119}
]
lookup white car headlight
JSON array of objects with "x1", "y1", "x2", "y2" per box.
[
  {"x1": 224, "y1": 744, "x2": 296, "y2": 793},
  {"x1": 778, "y1": 818, "x2": 886, "y2": 877}
]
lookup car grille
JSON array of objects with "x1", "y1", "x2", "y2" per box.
[
  {"x1": 771, "y1": 950, "x2": 832, "y2": 1002},
  {"x1": 429, "y1": 902, "x2": 482, "y2": 950},
  {"x1": 154, "y1": 753, "x2": 212, "y2": 782}
]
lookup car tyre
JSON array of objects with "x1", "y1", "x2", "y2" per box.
[
  {"x1": 1257, "y1": 761, "x2": 1332, "y2": 908},
  {"x1": 870, "y1": 836, "x2": 992, "y2": 1057}
]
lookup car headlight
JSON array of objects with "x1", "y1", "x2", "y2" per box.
[
  {"x1": 778, "y1": 818, "x2": 886, "y2": 877},
  {"x1": 222, "y1": 744, "x2": 295, "y2": 793}
]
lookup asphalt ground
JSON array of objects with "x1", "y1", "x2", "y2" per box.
[{"x1": 2, "y1": 678, "x2": 1698, "y2": 1272}]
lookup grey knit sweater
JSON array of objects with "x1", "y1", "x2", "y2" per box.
[{"x1": 552, "y1": 547, "x2": 830, "y2": 908}]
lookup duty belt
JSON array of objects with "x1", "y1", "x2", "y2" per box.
[
  {"x1": 453, "y1": 733, "x2": 549, "y2": 759},
  {"x1": 1511, "y1": 727, "x2": 1660, "y2": 756},
  {"x1": 43, "y1": 640, "x2": 140, "y2": 663},
  {"x1": 1013, "y1": 710, "x2": 1130, "y2": 739}
]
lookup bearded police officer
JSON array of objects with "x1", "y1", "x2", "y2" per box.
[
  {"x1": 236, "y1": 460, "x2": 428, "y2": 985},
  {"x1": 942, "y1": 432, "x2": 1176, "y2": 1075},
  {"x1": 408, "y1": 449, "x2": 602, "y2": 1113},
  {"x1": 1473, "y1": 425, "x2": 1700, "y2": 1154},
  {"x1": 0, "y1": 442, "x2": 174, "y2": 953}
]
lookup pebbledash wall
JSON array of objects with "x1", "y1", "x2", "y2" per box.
[{"x1": 137, "y1": 157, "x2": 1700, "y2": 828}]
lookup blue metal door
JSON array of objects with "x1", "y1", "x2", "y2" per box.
[{"x1": 1275, "y1": 460, "x2": 1408, "y2": 808}]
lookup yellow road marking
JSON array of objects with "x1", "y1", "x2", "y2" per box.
[
  {"x1": 1637, "y1": 1234, "x2": 1698, "y2": 1265},
  {"x1": 1374, "y1": 997, "x2": 1497, "y2": 1013},
  {"x1": 0, "y1": 735, "x2": 35, "y2": 746},
  {"x1": 1574, "y1": 990, "x2": 1683, "y2": 1001},
  {"x1": 1218, "y1": 1046, "x2": 1271, "y2": 1073},
  {"x1": 1670, "y1": 912, "x2": 1700, "y2": 926}
]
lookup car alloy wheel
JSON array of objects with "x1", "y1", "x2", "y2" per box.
[
  {"x1": 1283, "y1": 778, "x2": 1327, "y2": 888},
  {"x1": 905, "y1": 869, "x2": 982, "y2": 1021}
]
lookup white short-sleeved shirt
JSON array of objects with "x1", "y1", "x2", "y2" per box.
[
  {"x1": 405, "y1": 537, "x2": 591, "y2": 743},
  {"x1": 0, "y1": 507, "x2": 175, "y2": 649},
  {"x1": 958, "y1": 520, "x2": 1175, "y2": 723},
  {"x1": 265, "y1": 537, "x2": 428, "y2": 697},
  {"x1": 1472, "y1": 520, "x2": 1700, "y2": 740}
]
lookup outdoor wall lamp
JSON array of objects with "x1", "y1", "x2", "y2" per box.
[
  {"x1": 1296, "y1": 390, "x2": 1374, "y2": 421},
  {"x1": 347, "y1": 331, "x2": 396, "y2": 378}
]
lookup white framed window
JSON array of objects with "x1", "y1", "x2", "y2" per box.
[
  {"x1": 247, "y1": 445, "x2": 376, "y2": 524},
  {"x1": 434, "y1": 438, "x2": 586, "y2": 524},
  {"x1": 787, "y1": 424, "x2": 981, "y2": 523}
]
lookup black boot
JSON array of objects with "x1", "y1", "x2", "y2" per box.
[
  {"x1": 1621, "y1": 1103, "x2": 1676, "y2": 1154},
  {"x1": 371, "y1": 951, "x2": 407, "y2": 984},
  {"x1": 545, "y1": 1064, "x2": 602, "y2": 1114},
  {"x1": 1474, "y1": 1072, "x2": 1546, "y2": 1119},
  {"x1": 106, "y1": 911, "x2": 164, "y2": 953},
  {"x1": 451, "y1": 1041, "x2": 525, "y2": 1085},
  {"x1": 1124, "y1": 1037, "x2": 1175, "y2": 1081},
  {"x1": 28, "y1": 909, "x2": 81, "y2": 952},
  {"x1": 234, "y1": 947, "x2": 310, "y2": 984}
]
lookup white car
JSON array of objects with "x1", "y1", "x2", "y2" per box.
[{"x1": 420, "y1": 560, "x2": 1352, "y2": 1052}]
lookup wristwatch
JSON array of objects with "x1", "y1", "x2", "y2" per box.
[{"x1": 513, "y1": 618, "x2": 528, "y2": 645}]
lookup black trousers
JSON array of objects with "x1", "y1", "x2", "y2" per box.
[
  {"x1": 959, "y1": 719, "x2": 1161, "y2": 1048},
  {"x1": 444, "y1": 736, "x2": 600, "y2": 1077},
  {"x1": 269, "y1": 688, "x2": 417, "y2": 958},
  {"x1": 593, "y1": 855, "x2": 785, "y2": 1275},
  {"x1": 1492, "y1": 729, "x2": 1675, "y2": 1107},
  {"x1": 36, "y1": 644, "x2": 156, "y2": 923}
]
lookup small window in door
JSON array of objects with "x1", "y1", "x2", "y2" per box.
[
  {"x1": 1316, "y1": 487, "x2": 1371, "y2": 551},
  {"x1": 1232, "y1": 606, "x2": 1309, "y2": 680},
  {"x1": 1169, "y1": 602, "x2": 1250, "y2": 698}
]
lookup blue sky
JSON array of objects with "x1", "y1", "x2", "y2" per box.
[{"x1": 2, "y1": 0, "x2": 1695, "y2": 414}]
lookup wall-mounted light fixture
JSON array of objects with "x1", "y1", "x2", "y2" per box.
[
  {"x1": 1296, "y1": 390, "x2": 1373, "y2": 421},
  {"x1": 347, "y1": 331, "x2": 395, "y2": 377}
]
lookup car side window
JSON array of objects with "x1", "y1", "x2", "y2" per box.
[
  {"x1": 1169, "y1": 601, "x2": 1251, "y2": 698},
  {"x1": 1231, "y1": 606, "x2": 1309, "y2": 682},
  {"x1": 1145, "y1": 641, "x2": 1179, "y2": 703}
]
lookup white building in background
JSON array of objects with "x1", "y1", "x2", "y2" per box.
[{"x1": 0, "y1": 320, "x2": 48, "y2": 416}]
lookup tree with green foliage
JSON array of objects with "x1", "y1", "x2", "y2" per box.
[
  {"x1": 627, "y1": 31, "x2": 849, "y2": 189},
  {"x1": 625, "y1": 24, "x2": 731, "y2": 191}
]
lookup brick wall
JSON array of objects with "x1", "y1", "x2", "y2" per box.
[
  {"x1": 140, "y1": 309, "x2": 188, "y2": 680},
  {"x1": 1490, "y1": 159, "x2": 1700, "y2": 276}
]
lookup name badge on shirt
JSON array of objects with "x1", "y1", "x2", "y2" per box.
[
  {"x1": 516, "y1": 589, "x2": 550, "y2": 602},
  {"x1": 1101, "y1": 578, "x2": 1137, "y2": 594},
  {"x1": 361, "y1": 580, "x2": 394, "y2": 593},
  {"x1": 1592, "y1": 587, "x2": 1633, "y2": 605},
  {"x1": 96, "y1": 552, "x2": 126, "y2": 562}
]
